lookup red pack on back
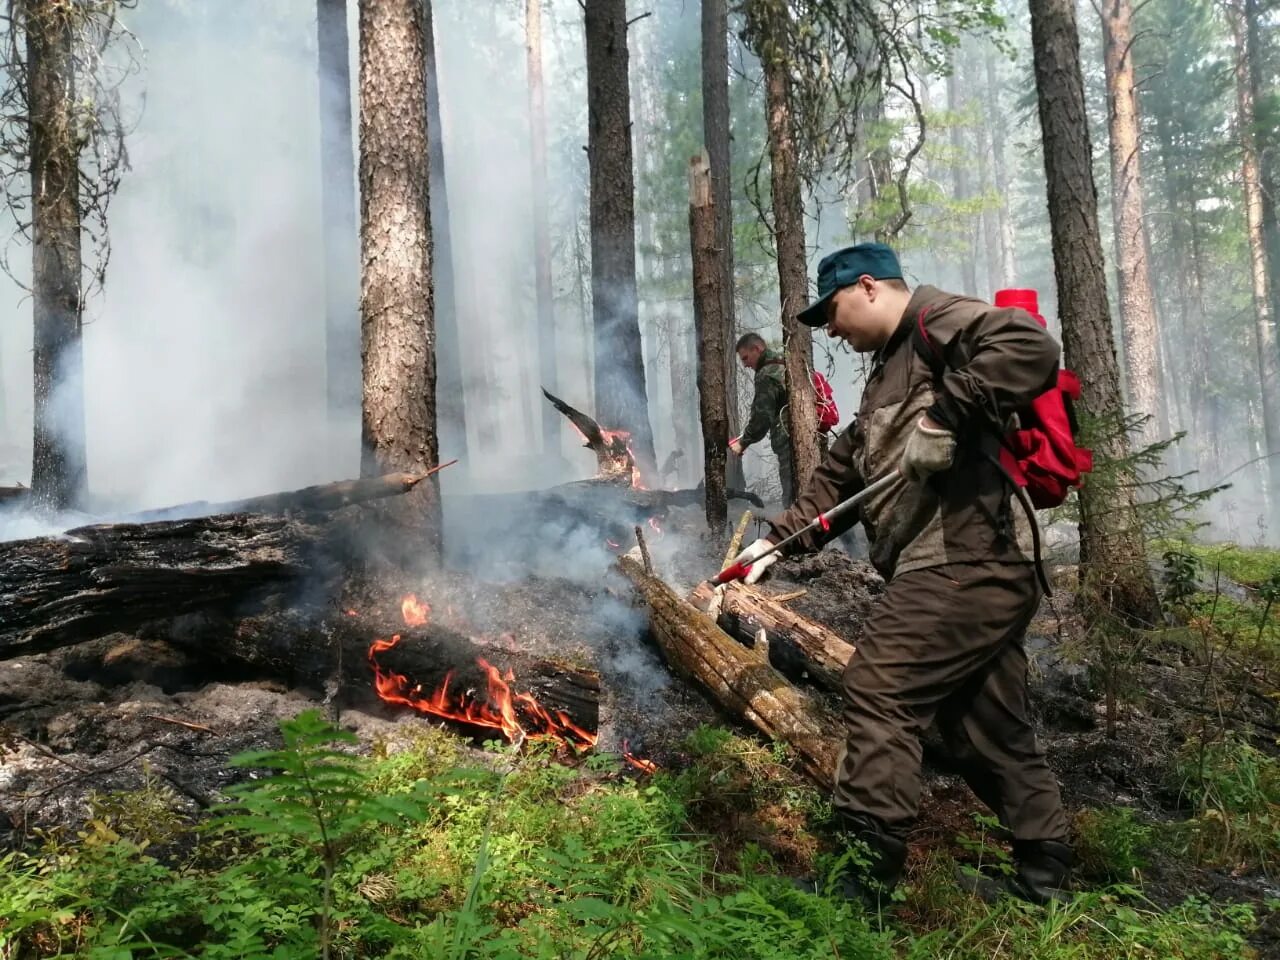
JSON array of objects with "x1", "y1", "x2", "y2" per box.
[{"x1": 913, "y1": 288, "x2": 1093, "y2": 508}]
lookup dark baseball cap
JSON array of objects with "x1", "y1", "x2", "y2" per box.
[{"x1": 797, "y1": 243, "x2": 904, "y2": 327}]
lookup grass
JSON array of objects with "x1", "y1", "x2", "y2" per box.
[{"x1": 0, "y1": 713, "x2": 1266, "y2": 959}]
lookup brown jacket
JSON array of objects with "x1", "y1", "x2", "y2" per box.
[{"x1": 767, "y1": 285, "x2": 1060, "y2": 580}]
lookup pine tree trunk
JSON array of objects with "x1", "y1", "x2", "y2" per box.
[
  {"x1": 1028, "y1": 0, "x2": 1159, "y2": 625},
  {"x1": 984, "y1": 50, "x2": 1017, "y2": 289},
  {"x1": 1230, "y1": 0, "x2": 1280, "y2": 511},
  {"x1": 423, "y1": 0, "x2": 467, "y2": 465},
  {"x1": 26, "y1": 0, "x2": 85, "y2": 511},
  {"x1": 358, "y1": 0, "x2": 440, "y2": 556},
  {"x1": 584, "y1": 0, "x2": 655, "y2": 473},
  {"x1": 527, "y1": 0, "x2": 558, "y2": 455},
  {"x1": 1246, "y1": 0, "x2": 1280, "y2": 342},
  {"x1": 1101, "y1": 0, "x2": 1165, "y2": 445},
  {"x1": 946, "y1": 60, "x2": 979, "y2": 296},
  {"x1": 689, "y1": 153, "x2": 729, "y2": 529},
  {"x1": 701, "y1": 0, "x2": 744, "y2": 491},
  {"x1": 971, "y1": 40, "x2": 1001, "y2": 297},
  {"x1": 317, "y1": 0, "x2": 361, "y2": 468},
  {"x1": 745, "y1": 0, "x2": 819, "y2": 500}
]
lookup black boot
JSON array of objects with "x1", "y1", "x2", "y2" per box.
[
  {"x1": 796, "y1": 812, "x2": 907, "y2": 909},
  {"x1": 1008, "y1": 839, "x2": 1072, "y2": 904},
  {"x1": 957, "y1": 838, "x2": 1072, "y2": 905}
]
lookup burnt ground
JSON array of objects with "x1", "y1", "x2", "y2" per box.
[{"x1": 1, "y1": 502, "x2": 1278, "y2": 950}]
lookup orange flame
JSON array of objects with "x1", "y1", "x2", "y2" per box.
[
  {"x1": 368, "y1": 635, "x2": 596, "y2": 751},
  {"x1": 622, "y1": 739, "x2": 657, "y2": 774},
  {"x1": 401, "y1": 594, "x2": 430, "y2": 627},
  {"x1": 647, "y1": 516, "x2": 663, "y2": 537}
]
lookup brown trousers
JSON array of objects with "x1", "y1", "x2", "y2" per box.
[{"x1": 834, "y1": 560, "x2": 1068, "y2": 842}]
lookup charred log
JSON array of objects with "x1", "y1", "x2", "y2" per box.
[
  {"x1": 0, "y1": 472, "x2": 431, "y2": 659},
  {"x1": 617, "y1": 556, "x2": 839, "y2": 790},
  {"x1": 688, "y1": 580, "x2": 854, "y2": 693},
  {"x1": 166, "y1": 606, "x2": 599, "y2": 742}
]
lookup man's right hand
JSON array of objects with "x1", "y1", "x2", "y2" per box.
[
  {"x1": 733, "y1": 538, "x2": 779, "y2": 585},
  {"x1": 728, "y1": 437, "x2": 746, "y2": 456}
]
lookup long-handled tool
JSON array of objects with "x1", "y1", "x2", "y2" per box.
[{"x1": 708, "y1": 469, "x2": 903, "y2": 585}]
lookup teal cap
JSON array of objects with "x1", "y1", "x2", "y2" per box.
[{"x1": 797, "y1": 243, "x2": 904, "y2": 326}]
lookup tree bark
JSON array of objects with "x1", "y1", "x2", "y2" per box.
[
  {"x1": 1230, "y1": 0, "x2": 1280, "y2": 514},
  {"x1": 1028, "y1": 0, "x2": 1159, "y2": 625},
  {"x1": 26, "y1": 0, "x2": 86, "y2": 511},
  {"x1": 689, "y1": 152, "x2": 729, "y2": 529},
  {"x1": 688, "y1": 580, "x2": 854, "y2": 695},
  {"x1": 744, "y1": 0, "x2": 820, "y2": 500},
  {"x1": 317, "y1": 0, "x2": 361, "y2": 463},
  {"x1": 527, "y1": 0, "x2": 558, "y2": 455},
  {"x1": 701, "y1": 0, "x2": 744, "y2": 491},
  {"x1": 585, "y1": 0, "x2": 656, "y2": 473},
  {"x1": 1101, "y1": 0, "x2": 1165, "y2": 445},
  {"x1": 423, "y1": 0, "x2": 467, "y2": 464},
  {"x1": 618, "y1": 556, "x2": 839, "y2": 791},
  {"x1": 1246, "y1": 0, "x2": 1280, "y2": 345},
  {"x1": 358, "y1": 0, "x2": 441, "y2": 558}
]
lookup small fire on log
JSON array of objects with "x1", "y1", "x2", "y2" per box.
[{"x1": 367, "y1": 596, "x2": 596, "y2": 751}]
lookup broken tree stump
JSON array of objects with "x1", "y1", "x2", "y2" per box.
[
  {"x1": 617, "y1": 556, "x2": 839, "y2": 791},
  {"x1": 688, "y1": 580, "x2": 854, "y2": 694}
]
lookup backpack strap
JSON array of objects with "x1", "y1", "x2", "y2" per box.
[{"x1": 908, "y1": 307, "x2": 1052, "y2": 597}]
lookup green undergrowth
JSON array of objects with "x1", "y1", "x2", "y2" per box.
[{"x1": 0, "y1": 712, "x2": 1264, "y2": 959}]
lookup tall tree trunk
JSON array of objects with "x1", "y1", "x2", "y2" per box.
[
  {"x1": 972, "y1": 43, "x2": 1001, "y2": 296},
  {"x1": 745, "y1": 0, "x2": 820, "y2": 500},
  {"x1": 689, "y1": 152, "x2": 729, "y2": 528},
  {"x1": 423, "y1": 0, "x2": 467, "y2": 464},
  {"x1": 358, "y1": 0, "x2": 440, "y2": 555},
  {"x1": 26, "y1": 0, "x2": 85, "y2": 512},
  {"x1": 702, "y1": 0, "x2": 744, "y2": 491},
  {"x1": 1246, "y1": 0, "x2": 1280, "y2": 342},
  {"x1": 946, "y1": 59, "x2": 979, "y2": 296},
  {"x1": 1230, "y1": 0, "x2": 1280, "y2": 511},
  {"x1": 527, "y1": 0, "x2": 558, "y2": 455},
  {"x1": 584, "y1": 0, "x2": 655, "y2": 472},
  {"x1": 984, "y1": 49, "x2": 1016, "y2": 289},
  {"x1": 1101, "y1": 0, "x2": 1165, "y2": 445},
  {"x1": 317, "y1": 0, "x2": 361, "y2": 469},
  {"x1": 1028, "y1": 0, "x2": 1159, "y2": 625}
]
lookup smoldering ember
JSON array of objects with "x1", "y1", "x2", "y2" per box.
[{"x1": 1, "y1": 1, "x2": 1279, "y2": 957}]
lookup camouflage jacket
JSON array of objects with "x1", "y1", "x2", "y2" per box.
[
  {"x1": 740, "y1": 347, "x2": 790, "y2": 455},
  {"x1": 766, "y1": 285, "x2": 1060, "y2": 580}
]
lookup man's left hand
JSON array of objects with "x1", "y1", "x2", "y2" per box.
[
  {"x1": 728, "y1": 437, "x2": 745, "y2": 456},
  {"x1": 901, "y1": 415, "x2": 956, "y2": 481}
]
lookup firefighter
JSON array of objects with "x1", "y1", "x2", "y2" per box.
[
  {"x1": 730, "y1": 242, "x2": 1072, "y2": 906},
  {"x1": 730, "y1": 332, "x2": 794, "y2": 503}
]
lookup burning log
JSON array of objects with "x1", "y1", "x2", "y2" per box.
[
  {"x1": 617, "y1": 556, "x2": 839, "y2": 790},
  {"x1": 688, "y1": 581, "x2": 854, "y2": 694},
  {"x1": 167, "y1": 601, "x2": 600, "y2": 747},
  {"x1": 542, "y1": 387, "x2": 638, "y2": 483},
  {"x1": 0, "y1": 472, "x2": 431, "y2": 660}
]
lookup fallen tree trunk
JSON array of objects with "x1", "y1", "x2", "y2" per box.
[
  {"x1": 166, "y1": 606, "x2": 600, "y2": 743},
  {"x1": 0, "y1": 472, "x2": 428, "y2": 660},
  {"x1": 688, "y1": 581, "x2": 854, "y2": 694},
  {"x1": 617, "y1": 556, "x2": 839, "y2": 790}
]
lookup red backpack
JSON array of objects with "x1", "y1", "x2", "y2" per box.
[
  {"x1": 911, "y1": 288, "x2": 1093, "y2": 509},
  {"x1": 812, "y1": 370, "x2": 840, "y2": 433}
]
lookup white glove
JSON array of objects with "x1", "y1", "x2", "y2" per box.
[
  {"x1": 900, "y1": 416, "x2": 956, "y2": 482},
  {"x1": 734, "y1": 537, "x2": 779, "y2": 585}
]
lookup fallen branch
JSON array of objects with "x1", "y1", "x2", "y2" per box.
[
  {"x1": 688, "y1": 580, "x2": 853, "y2": 694},
  {"x1": 617, "y1": 556, "x2": 839, "y2": 790}
]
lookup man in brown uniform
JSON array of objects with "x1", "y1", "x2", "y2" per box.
[{"x1": 732, "y1": 243, "x2": 1071, "y2": 905}]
